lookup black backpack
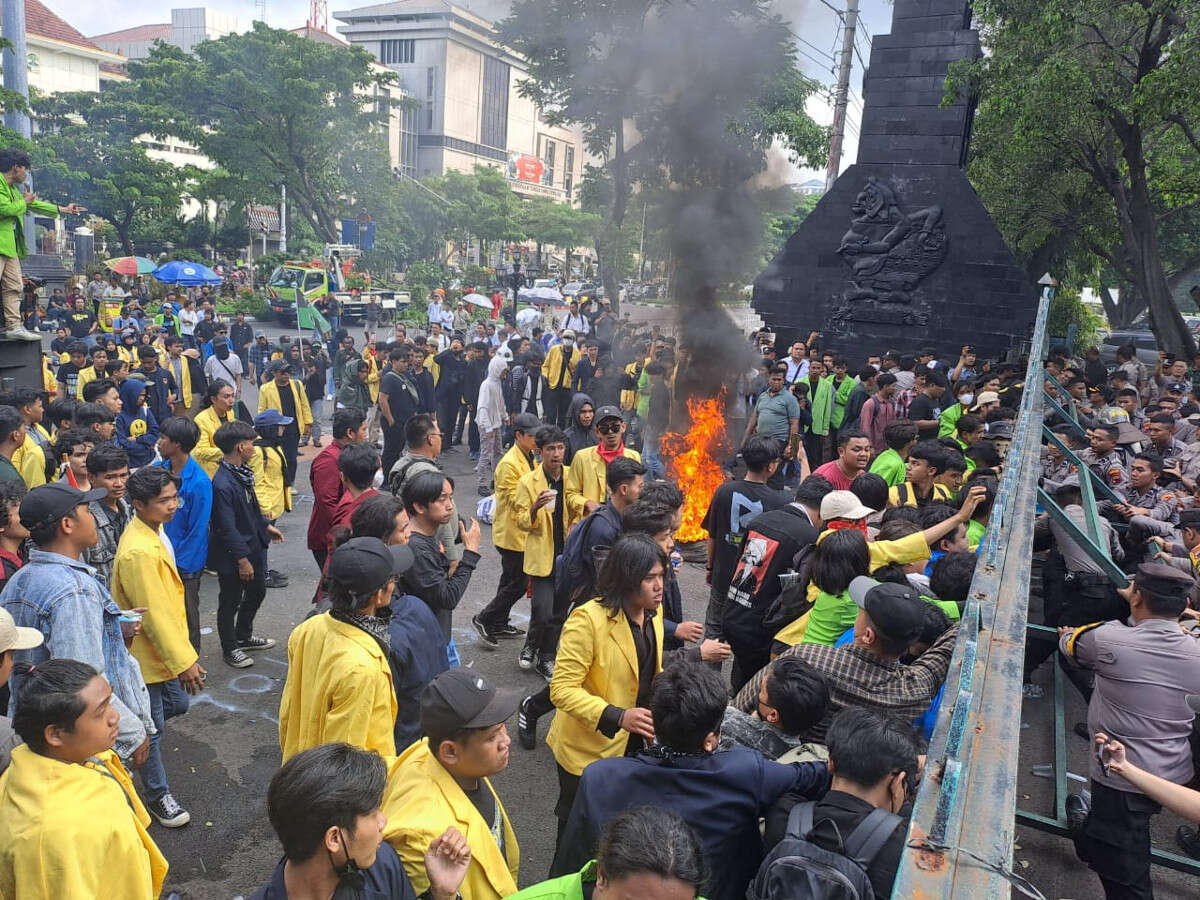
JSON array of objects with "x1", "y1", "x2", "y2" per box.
[{"x1": 747, "y1": 801, "x2": 902, "y2": 900}]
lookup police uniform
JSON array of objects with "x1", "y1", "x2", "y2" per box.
[
  {"x1": 1104, "y1": 483, "x2": 1180, "y2": 552},
  {"x1": 1041, "y1": 455, "x2": 1075, "y2": 492},
  {"x1": 1077, "y1": 448, "x2": 1128, "y2": 489},
  {"x1": 1060, "y1": 564, "x2": 1200, "y2": 900}
]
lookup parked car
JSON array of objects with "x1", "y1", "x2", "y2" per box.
[{"x1": 1100, "y1": 323, "x2": 1158, "y2": 366}]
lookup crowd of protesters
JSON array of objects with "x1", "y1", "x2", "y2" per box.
[{"x1": 3, "y1": 261, "x2": 1200, "y2": 900}]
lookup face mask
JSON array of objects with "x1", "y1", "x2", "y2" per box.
[
  {"x1": 563, "y1": 338, "x2": 574, "y2": 346},
  {"x1": 959, "y1": 393, "x2": 974, "y2": 407}
]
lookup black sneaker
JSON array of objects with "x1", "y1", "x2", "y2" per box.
[
  {"x1": 239, "y1": 636, "x2": 276, "y2": 651},
  {"x1": 472, "y1": 615, "x2": 499, "y2": 649},
  {"x1": 223, "y1": 648, "x2": 254, "y2": 668},
  {"x1": 517, "y1": 695, "x2": 538, "y2": 750},
  {"x1": 518, "y1": 645, "x2": 536, "y2": 671},
  {"x1": 494, "y1": 623, "x2": 526, "y2": 638},
  {"x1": 1177, "y1": 825, "x2": 1200, "y2": 860},
  {"x1": 265, "y1": 570, "x2": 289, "y2": 589},
  {"x1": 149, "y1": 792, "x2": 191, "y2": 828},
  {"x1": 478, "y1": 484, "x2": 494, "y2": 497},
  {"x1": 535, "y1": 656, "x2": 555, "y2": 682}
]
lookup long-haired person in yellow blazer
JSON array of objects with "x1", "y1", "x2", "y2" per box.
[{"x1": 545, "y1": 533, "x2": 665, "y2": 848}]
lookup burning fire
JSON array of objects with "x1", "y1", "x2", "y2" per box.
[{"x1": 662, "y1": 393, "x2": 728, "y2": 543}]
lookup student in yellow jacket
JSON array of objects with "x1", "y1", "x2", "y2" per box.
[
  {"x1": 163, "y1": 337, "x2": 196, "y2": 416},
  {"x1": 562, "y1": 407, "x2": 641, "y2": 521},
  {"x1": 545, "y1": 334, "x2": 581, "y2": 426},
  {"x1": 514, "y1": 425, "x2": 579, "y2": 676},
  {"x1": 112, "y1": 466, "x2": 207, "y2": 827},
  {"x1": 0, "y1": 658, "x2": 169, "y2": 900},
  {"x1": 258, "y1": 364, "x2": 314, "y2": 435},
  {"x1": 278, "y1": 536, "x2": 408, "y2": 763},
  {"x1": 192, "y1": 379, "x2": 238, "y2": 476},
  {"x1": 546, "y1": 534, "x2": 666, "y2": 843},
  {"x1": 249, "y1": 411, "x2": 293, "y2": 522},
  {"x1": 383, "y1": 668, "x2": 521, "y2": 900},
  {"x1": 8, "y1": 389, "x2": 50, "y2": 489},
  {"x1": 473, "y1": 413, "x2": 540, "y2": 645}
]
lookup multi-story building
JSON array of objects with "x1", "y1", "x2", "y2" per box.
[
  {"x1": 90, "y1": 7, "x2": 240, "y2": 61},
  {"x1": 24, "y1": 0, "x2": 125, "y2": 95},
  {"x1": 334, "y1": 1, "x2": 584, "y2": 205}
]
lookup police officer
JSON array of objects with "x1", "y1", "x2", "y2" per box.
[
  {"x1": 1078, "y1": 423, "x2": 1128, "y2": 489},
  {"x1": 1104, "y1": 453, "x2": 1179, "y2": 549},
  {"x1": 1061, "y1": 563, "x2": 1200, "y2": 900}
]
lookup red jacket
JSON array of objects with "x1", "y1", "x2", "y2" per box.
[{"x1": 306, "y1": 442, "x2": 344, "y2": 552}]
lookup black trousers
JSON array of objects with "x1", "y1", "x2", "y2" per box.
[
  {"x1": 729, "y1": 642, "x2": 770, "y2": 695},
  {"x1": 437, "y1": 397, "x2": 462, "y2": 444},
  {"x1": 452, "y1": 402, "x2": 470, "y2": 444},
  {"x1": 553, "y1": 763, "x2": 581, "y2": 852},
  {"x1": 280, "y1": 426, "x2": 300, "y2": 487},
  {"x1": 478, "y1": 547, "x2": 528, "y2": 629},
  {"x1": 546, "y1": 388, "x2": 572, "y2": 428},
  {"x1": 381, "y1": 423, "x2": 405, "y2": 480},
  {"x1": 216, "y1": 558, "x2": 267, "y2": 653},
  {"x1": 1072, "y1": 780, "x2": 1160, "y2": 900}
]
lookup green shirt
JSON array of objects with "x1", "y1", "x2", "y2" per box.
[
  {"x1": 966, "y1": 518, "x2": 987, "y2": 548},
  {"x1": 801, "y1": 588, "x2": 856, "y2": 647},
  {"x1": 0, "y1": 181, "x2": 59, "y2": 259},
  {"x1": 938, "y1": 403, "x2": 965, "y2": 438},
  {"x1": 510, "y1": 862, "x2": 710, "y2": 900},
  {"x1": 869, "y1": 448, "x2": 907, "y2": 486},
  {"x1": 0, "y1": 456, "x2": 22, "y2": 485}
]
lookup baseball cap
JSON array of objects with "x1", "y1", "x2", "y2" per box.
[
  {"x1": 848, "y1": 576, "x2": 926, "y2": 647},
  {"x1": 325, "y1": 536, "x2": 415, "y2": 594},
  {"x1": 254, "y1": 409, "x2": 294, "y2": 428},
  {"x1": 1165, "y1": 381, "x2": 1189, "y2": 394},
  {"x1": 511, "y1": 412, "x2": 542, "y2": 434},
  {"x1": 561, "y1": 329, "x2": 577, "y2": 340},
  {"x1": 820, "y1": 490, "x2": 875, "y2": 521},
  {"x1": 971, "y1": 391, "x2": 1000, "y2": 411},
  {"x1": 269, "y1": 360, "x2": 294, "y2": 375},
  {"x1": 255, "y1": 330, "x2": 266, "y2": 338},
  {"x1": 420, "y1": 668, "x2": 521, "y2": 740},
  {"x1": 19, "y1": 483, "x2": 107, "y2": 532},
  {"x1": 595, "y1": 405, "x2": 623, "y2": 424},
  {"x1": 0, "y1": 607, "x2": 43, "y2": 654}
]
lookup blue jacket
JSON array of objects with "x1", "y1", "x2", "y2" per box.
[
  {"x1": 209, "y1": 462, "x2": 270, "y2": 572},
  {"x1": 157, "y1": 455, "x2": 212, "y2": 575},
  {"x1": 387, "y1": 592, "x2": 450, "y2": 753},
  {"x1": 0, "y1": 550, "x2": 152, "y2": 759},
  {"x1": 552, "y1": 745, "x2": 831, "y2": 900},
  {"x1": 252, "y1": 842, "x2": 417, "y2": 899},
  {"x1": 114, "y1": 378, "x2": 159, "y2": 467}
]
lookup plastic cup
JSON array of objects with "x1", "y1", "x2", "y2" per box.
[{"x1": 545, "y1": 489, "x2": 558, "y2": 511}]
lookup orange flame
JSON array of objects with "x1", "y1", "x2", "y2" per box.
[{"x1": 661, "y1": 392, "x2": 728, "y2": 543}]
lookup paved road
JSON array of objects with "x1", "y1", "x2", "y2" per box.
[{"x1": 65, "y1": 315, "x2": 1197, "y2": 899}]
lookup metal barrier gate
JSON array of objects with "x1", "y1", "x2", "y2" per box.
[{"x1": 892, "y1": 296, "x2": 1200, "y2": 897}]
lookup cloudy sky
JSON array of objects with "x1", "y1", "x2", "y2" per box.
[{"x1": 65, "y1": 0, "x2": 896, "y2": 183}]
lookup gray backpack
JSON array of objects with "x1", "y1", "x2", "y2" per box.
[{"x1": 747, "y1": 801, "x2": 902, "y2": 900}]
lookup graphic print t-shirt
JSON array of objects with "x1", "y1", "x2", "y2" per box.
[{"x1": 702, "y1": 480, "x2": 789, "y2": 591}]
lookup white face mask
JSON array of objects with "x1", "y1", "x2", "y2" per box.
[{"x1": 959, "y1": 393, "x2": 975, "y2": 407}]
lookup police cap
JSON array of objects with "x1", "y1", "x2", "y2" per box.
[
  {"x1": 1179, "y1": 508, "x2": 1200, "y2": 529},
  {"x1": 1132, "y1": 563, "x2": 1194, "y2": 600}
]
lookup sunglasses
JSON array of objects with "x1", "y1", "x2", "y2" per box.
[{"x1": 597, "y1": 421, "x2": 622, "y2": 435}]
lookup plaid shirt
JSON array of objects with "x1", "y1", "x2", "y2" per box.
[
  {"x1": 894, "y1": 388, "x2": 916, "y2": 419},
  {"x1": 732, "y1": 624, "x2": 959, "y2": 742}
]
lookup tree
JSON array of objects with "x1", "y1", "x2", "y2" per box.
[
  {"x1": 518, "y1": 196, "x2": 598, "y2": 272},
  {"x1": 958, "y1": 0, "x2": 1200, "y2": 356},
  {"x1": 133, "y1": 23, "x2": 397, "y2": 243},
  {"x1": 33, "y1": 85, "x2": 192, "y2": 255}
]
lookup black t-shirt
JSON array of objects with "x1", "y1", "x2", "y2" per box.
[
  {"x1": 464, "y1": 781, "x2": 506, "y2": 860},
  {"x1": 276, "y1": 381, "x2": 298, "y2": 426},
  {"x1": 56, "y1": 362, "x2": 82, "y2": 396},
  {"x1": 66, "y1": 311, "x2": 95, "y2": 338},
  {"x1": 702, "y1": 479, "x2": 790, "y2": 593},
  {"x1": 906, "y1": 393, "x2": 940, "y2": 441},
  {"x1": 379, "y1": 370, "x2": 418, "y2": 431}
]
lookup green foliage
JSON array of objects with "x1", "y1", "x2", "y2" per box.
[
  {"x1": 253, "y1": 251, "x2": 291, "y2": 284},
  {"x1": 216, "y1": 291, "x2": 269, "y2": 319},
  {"x1": 131, "y1": 23, "x2": 397, "y2": 243},
  {"x1": 1048, "y1": 288, "x2": 1103, "y2": 351},
  {"x1": 402, "y1": 261, "x2": 452, "y2": 310}
]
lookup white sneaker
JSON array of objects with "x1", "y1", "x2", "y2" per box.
[{"x1": 4, "y1": 326, "x2": 42, "y2": 342}]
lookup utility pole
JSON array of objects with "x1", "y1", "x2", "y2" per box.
[
  {"x1": 279, "y1": 184, "x2": 287, "y2": 253},
  {"x1": 825, "y1": 0, "x2": 859, "y2": 192},
  {"x1": 2, "y1": 0, "x2": 35, "y2": 254}
]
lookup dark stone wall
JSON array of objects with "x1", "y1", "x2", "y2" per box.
[{"x1": 753, "y1": 0, "x2": 1037, "y2": 362}]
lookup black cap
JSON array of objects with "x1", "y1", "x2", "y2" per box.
[
  {"x1": 511, "y1": 412, "x2": 542, "y2": 434},
  {"x1": 1165, "y1": 381, "x2": 1189, "y2": 394},
  {"x1": 595, "y1": 405, "x2": 623, "y2": 424},
  {"x1": 420, "y1": 668, "x2": 521, "y2": 739},
  {"x1": 848, "y1": 576, "x2": 926, "y2": 646},
  {"x1": 1180, "y1": 509, "x2": 1200, "y2": 529},
  {"x1": 20, "y1": 483, "x2": 107, "y2": 532},
  {"x1": 325, "y1": 537, "x2": 414, "y2": 594},
  {"x1": 1132, "y1": 563, "x2": 1194, "y2": 601}
]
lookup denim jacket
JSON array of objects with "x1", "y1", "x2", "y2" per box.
[
  {"x1": 0, "y1": 549, "x2": 153, "y2": 759},
  {"x1": 83, "y1": 498, "x2": 131, "y2": 590}
]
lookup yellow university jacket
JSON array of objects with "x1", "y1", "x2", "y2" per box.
[
  {"x1": 562, "y1": 446, "x2": 641, "y2": 522},
  {"x1": 111, "y1": 517, "x2": 197, "y2": 685},
  {"x1": 249, "y1": 443, "x2": 291, "y2": 521},
  {"x1": 278, "y1": 612, "x2": 398, "y2": 764},
  {"x1": 383, "y1": 738, "x2": 519, "y2": 900},
  {"x1": 167, "y1": 353, "x2": 193, "y2": 409},
  {"x1": 75, "y1": 364, "x2": 98, "y2": 401},
  {"x1": 0, "y1": 745, "x2": 168, "y2": 900},
  {"x1": 515, "y1": 464, "x2": 579, "y2": 577},
  {"x1": 12, "y1": 424, "x2": 50, "y2": 488},
  {"x1": 363, "y1": 349, "x2": 381, "y2": 402},
  {"x1": 546, "y1": 599, "x2": 664, "y2": 776},
  {"x1": 259, "y1": 378, "x2": 314, "y2": 433},
  {"x1": 41, "y1": 357, "x2": 55, "y2": 395},
  {"x1": 544, "y1": 344, "x2": 580, "y2": 391},
  {"x1": 492, "y1": 444, "x2": 536, "y2": 553},
  {"x1": 887, "y1": 482, "x2": 954, "y2": 509},
  {"x1": 192, "y1": 406, "x2": 236, "y2": 477}
]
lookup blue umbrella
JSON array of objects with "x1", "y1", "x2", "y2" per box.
[{"x1": 151, "y1": 260, "x2": 223, "y2": 286}]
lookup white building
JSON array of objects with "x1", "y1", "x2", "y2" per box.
[
  {"x1": 24, "y1": 0, "x2": 125, "y2": 95},
  {"x1": 334, "y1": 1, "x2": 584, "y2": 205},
  {"x1": 90, "y1": 7, "x2": 240, "y2": 61}
]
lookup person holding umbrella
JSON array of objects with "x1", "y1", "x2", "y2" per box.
[{"x1": 0, "y1": 149, "x2": 85, "y2": 341}]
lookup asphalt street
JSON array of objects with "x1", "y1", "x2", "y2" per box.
[{"x1": 64, "y1": 316, "x2": 1197, "y2": 899}]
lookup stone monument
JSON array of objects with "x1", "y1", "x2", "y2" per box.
[{"x1": 753, "y1": 0, "x2": 1037, "y2": 362}]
